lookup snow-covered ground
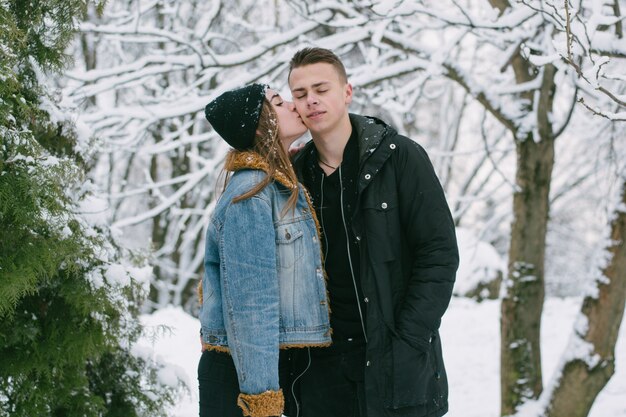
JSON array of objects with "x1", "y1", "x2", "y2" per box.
[
  {"x1": 138, "y1": 298, "x2": 626, "y2": 417},
  {"x1": 441, "y1": 297, "x2": 626, "y2": 417}
]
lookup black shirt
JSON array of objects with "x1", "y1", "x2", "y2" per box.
[{"x1": 302, "y1": 127, "x2": 366, "y2": 344}]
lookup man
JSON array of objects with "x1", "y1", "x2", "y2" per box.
[{"x1": 287, "y1": 47, "x2": 459, "y2": 417}]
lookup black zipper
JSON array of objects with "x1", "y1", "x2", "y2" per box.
[{"x1": 318, "y1": 162, "x2": 368, "y2": 343}]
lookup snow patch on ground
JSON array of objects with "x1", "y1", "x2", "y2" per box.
[
  {"x1": 138, "y1": 306, "x2": 201, "y2": 417},
  {"x1": 140, "y1": 299, "x2": 626, "y2": 417}
]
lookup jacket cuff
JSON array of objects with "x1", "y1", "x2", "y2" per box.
[{"x1": 237, "y1": 389, "x2": 284, "y2": 417}]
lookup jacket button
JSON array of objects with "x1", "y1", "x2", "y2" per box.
[
  {"x1": 208, "y1": 335, "x2": 218, "y2": 343},
  {"x1": 363, "y1": 297, "x2": 369, "y2": 303},
  {"x1": 381, "y1": 202, "x2": 388, "y2": 209},
  {"x1": 435, "y1": 372, "x2": 441, "y2": 380},
  {"x1": 364, "y1": 174, "x2": 371, "y2": 180},
  {"x1": 366, "y1": 360, "x2": 371, "y2": 367},
  {"x1": 356, "y1": 235, "x2": 361, "y2": 241},
  {"x1": 390, "y1": 143, "x2": 396, "y2": 149}
]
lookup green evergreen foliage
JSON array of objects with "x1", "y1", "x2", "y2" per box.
[
  {"x1": 1, "y1": 1, "x2": 180, "y2": 415},
  {"x1": 0, "y1": 133, "x2": 84, "y2": 316},
  {"x1": 1, "y1": 0, "x2": 105, "y2": 71}
]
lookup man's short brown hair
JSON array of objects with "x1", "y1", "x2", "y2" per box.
[{"x1": 288, "y1": 47, "x2": 348, "y2": 83}]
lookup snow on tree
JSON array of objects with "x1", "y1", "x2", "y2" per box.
[
  {"x1": 455, "y1": 227, "x2": 506, "y2": 300},
  {"x1": 0, "y1": 1, "x2": 182, "y2": 415},
  {"x1": 60, "y1": 1, "x2": 625, "y2": 415}
]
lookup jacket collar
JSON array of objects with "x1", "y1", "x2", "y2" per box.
[
  {"x1": 348, "y1": 113, "x2": 395, "y2": 166},
  {"x1": 225, "y1": 151, "x2": 296, "y2": 190},
  {"x1": 292, "y1": 114, "x2": 397, "y2": 193},
  {"x1": 349, "y1": 114, "x2": 397, "y2": 193},
  {"x1": 294, "y1": 114, "x2": 395, "y2": 165}
]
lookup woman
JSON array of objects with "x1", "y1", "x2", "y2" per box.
[{"x1": 198, "y1": 84, "x2": 331, "y2": 417}]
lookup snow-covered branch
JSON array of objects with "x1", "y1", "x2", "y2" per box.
[{"x1": 63, "y1": 0, "x2": 625, "y2": 318}]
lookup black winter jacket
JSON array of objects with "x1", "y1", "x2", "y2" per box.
[{"x1": 292, "y1": 114, "x2": 459, "y2": 417}]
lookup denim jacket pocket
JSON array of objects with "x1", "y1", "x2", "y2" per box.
[{"x1": 275, "y1": 225, "x2": 304, "y2": 269}]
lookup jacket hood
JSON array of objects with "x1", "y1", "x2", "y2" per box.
[
  {"x1": 292, "y1": 114, "x2": 396, "y2": 168},
  {"x1": 348, "y1": 113, "x2": 396, "y2": 165}
]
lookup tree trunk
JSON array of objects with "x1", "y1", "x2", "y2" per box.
[
  {"x1": 545, "y1": 179, "x2": 626, "y2": 417},
  {"x1": 500, "y1": 136, "x2": 554, "y2": 415},
  {"x1": 500, "y1": 62, "x2": 557, "y2": 415},
  {"x1": 149, "y1": 144, "x2": 168, "y2": 310},
  {"x1": 148, "y1": 3, "x2": 173, "y2": 311}
]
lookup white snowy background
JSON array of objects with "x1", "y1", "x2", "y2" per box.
[
  {"x1": 128, "y1": 230, "x2": 626, "y2": 417},
  {"x1": 134, "y1": 244, "x2": 626, "y2": 417},
  {"x1": 54, "y1": 0, "x2": 626, "y2": 415}
]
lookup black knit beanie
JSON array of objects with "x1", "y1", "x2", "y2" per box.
[{"x1": 204, "y1": 83, "x2": 267, "y2": 150}]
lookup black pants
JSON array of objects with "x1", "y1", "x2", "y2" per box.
[
  {"x1": 198, "y1": 349, "x2": 293, "y2": 417},
  {"x1": 298, "y1": 341, "x2": 367, "y2": 417}
]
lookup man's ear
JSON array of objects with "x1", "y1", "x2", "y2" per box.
[{"x1": 345, "y1": 83, "x2": 353, "y2": 105}]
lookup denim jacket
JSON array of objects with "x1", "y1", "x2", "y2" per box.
[{"x1": 198, "y1": 151, "x2": 331, "y2": 416}]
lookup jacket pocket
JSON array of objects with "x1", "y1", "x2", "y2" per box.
[
  {"x1": 362, "y1": 199, "x2": 398, "y2": 262},
  {"x1": 276, "y1": 225, "x2": 304, "y2": 269},
  {"x1": 389, "y1": 334, "x2": 433, "y2": 408}
]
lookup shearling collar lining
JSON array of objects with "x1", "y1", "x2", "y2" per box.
[{"x1": 224, "y1": 151, "x2": 296, "y2": 190}]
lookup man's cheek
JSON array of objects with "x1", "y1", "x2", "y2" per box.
[{"x1": 294, "y1": 105, "x2": 306, "y2": 117}]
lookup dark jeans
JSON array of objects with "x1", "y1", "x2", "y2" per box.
[
  {"x1": 298, "y1": 340, "x2": 367, "y2": 417},
  {"x1": 198, "y1": 349, "x2": 292, "y2": 417}
]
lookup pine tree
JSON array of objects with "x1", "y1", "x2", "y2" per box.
[{"x1": 1, "y1": 1, "x2": 179, "y2": 415}]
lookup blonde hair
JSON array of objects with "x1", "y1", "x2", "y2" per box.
[{"x1": 222, "y1": 99, "x2": 299, "y2": 216}]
